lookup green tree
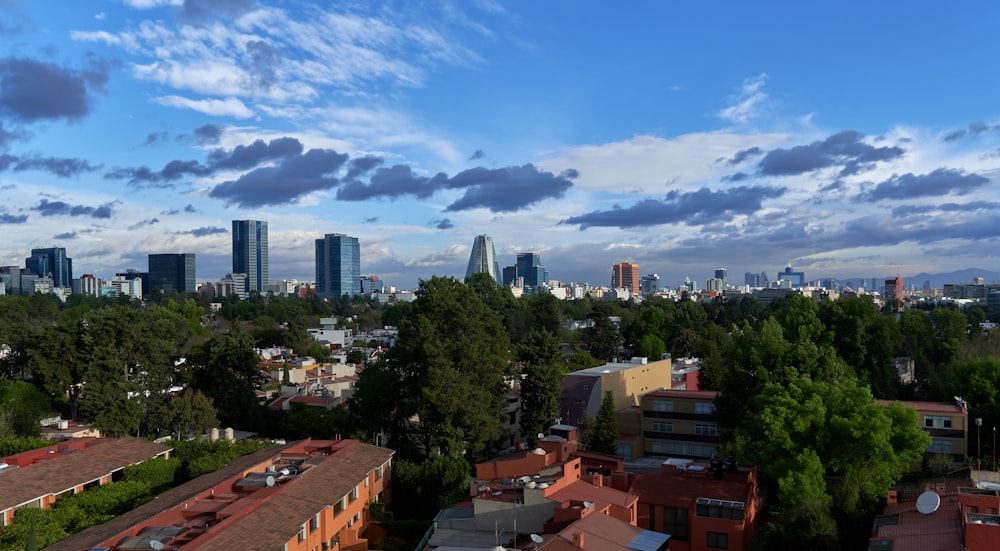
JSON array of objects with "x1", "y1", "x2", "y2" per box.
[
  {"x1": 389, "y1": 276, "x2": 513, "y2": 460},
  {"x1": 636, "y1": 334, "x2": 666, "y2": 362},
  {"x1": 582, "y1": 303, "x2": 622, "y2": 362},
  {"x1": 189, "y1": 326, "x2": 262, "y2": 430},
  {"x1": 0, "y1": 379, "x2": 51, "y2": 438},
  {"x1": 517, "y1": 330, "x2": 566, "y2": 445},
  {"x1": 586, "y1": 391, "x2": 618, "y2": 455},
  {"x1": 149, "y1": 389, "x2": 219, "y2": 440}
]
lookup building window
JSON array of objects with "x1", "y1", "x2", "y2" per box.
[
  {"x1": 924, "y1": 415, "x2": 953, "y2": 429},
  {"x1": 652, "y1": 421, "x2": 673, "y2": 433},
  {"x1": 927, "y1": 440, "x2": 953, "y2": 454},
  {"x1": 695, "y1": 402, "x2": 715, "y2": 414},
  {"x1": 583, "y1": 384, "x2": 590, "y2": 390},
  {"x1": 651, "y1": 399, "x2": 673, "y2": 412},
  {"x1": 707, "y1": 531, "x2": 728, "y2": 549},
  {"x1": 310, "y1": 513, "x2": 320, "y2": 532},
  {"x1": 298, "y1": 525, "x2": 306, "y2": 542},
  {"x1": 663, "y1": 507, "x2": 689, "y2": 541},
  {"x1": 334, "y1": 497, "x2": 345, "y2": 516},
  {"x1": 648, "y1": 504, "x2": 656, "y2": 532},
  {"x1": 696, "y1": 498, "x2": 745, "y2": 521},
  {"x1": 375, "y1": 465, "x2": 383, "y2": 481},
  {"x1": 349, "y1": 485, "x2": 359, "y2": 503},
  {"x1": 695, "y1": 423, "x2": 718, "y2": 436}
]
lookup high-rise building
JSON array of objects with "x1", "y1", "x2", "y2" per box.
[
  {"x1": 25, "y1": 247, "x2": 72, "y2": 288},
  {"x1": 115, "y1": 269, "x2": 149, "y2": 297},
  {"x1": 884, "y1": 276, "x2": 904, "y2": 312},
  {"x1": 612, "y1": 261, "x2": 639, "y2": 293},
  {"x1": 777, "y1": 264, "x2": 805, "y2": 287},
  {"x1": 315, "y1": 233, "x2": 361, "y2": 298},
  {"x1": 232, "y1": 220, "x2": 269, "y2": 296},
  {"x1": 501, "y1": 265, "x2": 518, "y2": 287},
  {"x1": 147, "y1": 254, "x2": 196, "y2": 294},
  {"x1": 640, "y1": 274, "x2": 660, "y2": 296},
  {"x1": 515, "y1": 252, "x2": 549, "y2": 292},
  {"x1": 466, "y1": 235, "x2": 501, "y2": 284},
  {"x1": 0, "y1": 267, "x2": 21, "y2": 296}
]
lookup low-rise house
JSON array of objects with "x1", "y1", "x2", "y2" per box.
[{"x1": 0, "y1": 437, "x2": 171, "y2": 528}]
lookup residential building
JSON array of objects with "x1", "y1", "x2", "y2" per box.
[
  {"x1": 47, "y1": 439, "x2": 393, "y2": 551},
  {"x1": 110, "y1": 274, "x2": 143, "y2": 299},
  {"x1": 612, "y1": 261, "x2": 640, "y2": 294},
  {"x1": 558, "y1": 357, "x2": 672, "y2": 428},
  {"x1": 78, "y1": 273, "x2": 99, "y2": 296},
  {"x1": 619, "y1": 457, "x2": 761, "y2": 551},
  {"x1": 232, "y1": 219, "x2": 269, "y2": 296},
  {"x1": 25, "y1": 246, "x2": 72, "y2": 288},
  {"x1": 870, "y1": 478, "x2": 1000, "y2": 551},
  {"x1": 880, "y1": 399, "x2": 969, "y2": 462},
  {"x1": 465, "y1": 234, "x2": 501, "y2": 284},
  {"x1": 147, "y1": 253, "x2": 196, "y2": 294},
  {"x1": 315, "y1": 233, "x2": 361, "y2": 299},
  {"x1": 884, "y1": 275, "x2": 904, "y2": 308},
  {"x1": 641, "y1": 389, "x2": 720, "y2": 459},
  {"x1": 0, "y1": 437, "x2": 171, "y2": 528}
]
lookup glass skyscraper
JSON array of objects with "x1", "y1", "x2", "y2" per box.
[
  {"x1": 25, "y1": 247, "x2": 72, "y2": 288},
  {"x1": 515, "y1": 252, "x2": 548, "y2": 291},
  {"x1": 232, "y1": 220, "x2": 269, "y2": 296},
  {"x1": 465, "y1": 235, "x2": 500, "y2": 284},
  {"x1": 315, "y1": 233, "x2": 361, "y2": 298},
  {"x1": 148, "y1": 253, "x2": 196, "y2": 294}
]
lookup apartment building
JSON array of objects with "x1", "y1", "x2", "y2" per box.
[
  {"x1": 880, "y1": 399, "x2": 969, "y2": 462},
  {"x1": 641, "y1": 389, "x2": 720, "y2": 459},
  {"x1": 558, "y1": 356, "x2": 672, "y2": 428}
]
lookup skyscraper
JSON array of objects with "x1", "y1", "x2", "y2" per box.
[
  {"x1": 466, "y1": 235, "x2": 500, "y2": 284},
  {"x1": 25, "y1": 247, "x2": 72, "y2": 288},
  {"x1": 515, "y1": 252, "x2": 549, "y2": 291},
  {"x1": 612, "y1": 261, "x2": 639, "y2": 294},
  {"x1": 232, "y1": 220, "x2": 269, "y2": 295},
  {"x1": 148, "y1": 254, "x2": 196, "y2": 294},
  {"x1": 315, "y1": 233, "x2": 360, "y2": 299}
]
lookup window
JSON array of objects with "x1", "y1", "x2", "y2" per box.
[
  {"x1": 707, "y1": 531, "x2": 728, "y2": 549},
  {"x1": 334, "y1": 497, "x2": 345, "y2": 516},
  {"x1": 310, "y1": 513, "x2": 320, "y2": 532},
  {"x1": 509, "y1": 411, "x2": 517, "y2": 425},
  {"x1": 298, "y1": 525, "x2": 306, "y2": 542},
  {"x1": 696, "y1": 498, "x2": 745, "y2": 521},
  {"x1": 652, "y1": 421, "x2": 673, "y2": 433},
  {"x1": 349, "y1": 485, "x2": 359, "y2": 504},
  {"x1": 924, "y1": 415, "x2": 953, "y2": 429},
  {"x1": 663, "y1": 507, "x2": 689, "y2": 541},
  {"x1": 648, "y1": 504, "x2": 656, "y2": 532},
  {"x1": 375, "y1": 465, "x2": 383, "y2": 481},
  {"x1": 583, "y1": 384, "x2": 590, "y2": 390},
  {"x1": 695, "y1": 402, "x2": 715, "y2": 414},
  {"x1": 695, "y1": 424, "x2": 717, "y2": 436},
  {"x1": 651, "y1": 399, "x2": 673, "y2": 412},
  {"x1": 927, "y1": 440, "x2": 953, "y2": 454}
]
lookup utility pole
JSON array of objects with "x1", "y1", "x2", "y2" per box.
[{"x1": 976, "y1": 418, "x2": 983, "y2": 470}]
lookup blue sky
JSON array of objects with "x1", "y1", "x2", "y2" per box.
[{"x1": 2, "y1": 1, "x2": 1000, "y2": 291}]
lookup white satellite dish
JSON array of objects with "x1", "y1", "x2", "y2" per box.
[
  {"x1": 537, "y1": 432, "x2": 545, "y2": 440},
  {"x1": 582, "y1": 501, "x2": 594, "y2": 509},
  {"x1": 530, "y1": 534, "x2": 544, "y2": 543},
  {"x1": 916, "y1": 490, "x2": 941, "y2": 514},
  {"x1": 149, "y1": 540, "x2": 164, "y2": 550}
]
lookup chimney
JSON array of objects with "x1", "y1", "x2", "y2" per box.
[
  {"x1": 591, "y1": 474, "x2": 602, "y2": 487},
  {"x1": 572, "y1": 532, "x2": 585, "y2": 548}
]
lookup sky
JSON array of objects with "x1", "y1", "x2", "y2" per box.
[{"x1": 2, "y1": 1, "x2": 1000, "y2": 291}]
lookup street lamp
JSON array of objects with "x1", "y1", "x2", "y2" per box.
[{"x1": 976, "y1": 418, "x2": 983, "y2": 470}]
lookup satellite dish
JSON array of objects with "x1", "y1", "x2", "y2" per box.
[
  {"x1": 537, "y1": 432, "x2": 545, "y2": 440},
  {"x1": 916, "y1": 490, "x2": 941, "y2": 514},
  {"x1": 149, "y1": 541, "x2": 164, "y2": 550},
  {"x1": 530, "y1": 534, "x2": 544, "y2": 543},
  {"x1": 583, "y1": 501, "x2": 594, "y2": 509}
]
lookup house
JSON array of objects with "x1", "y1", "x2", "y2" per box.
[
  {"x1": 879, "y1": 398, "x2": 969, "y2": 462},
  {"x1": 50, "y1": 438, "x2": 393, "y2": 551},
  {"x1": 640, "y1": 389, "x2": 720, "y2": 459},
  {"x1": 558, "y1": 356, "x2": 672, "y2": 427},
  {"x1": 0, "y1": 437, "x2": 171, "y2": 528}
]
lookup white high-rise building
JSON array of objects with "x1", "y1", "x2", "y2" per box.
[{"x1": 465, "y1": 234, "x2": 501, "y2": 284}]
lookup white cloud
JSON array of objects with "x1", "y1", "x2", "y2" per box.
[
  {"x1": 718, "y1": 73, "x2": 769, "y2": 124},
  {"x1": 122, "y1": 0, "x2": 183, "y2": 8},
  {"x1": 152, "y1": 95, "x2": 254, "y2": 118}
]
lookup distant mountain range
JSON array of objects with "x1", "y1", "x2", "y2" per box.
[{"x1": 833, "y1": 268, "x2": 1000, "y2": 290}]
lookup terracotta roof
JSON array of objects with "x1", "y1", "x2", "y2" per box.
[
  {"x1": 629, "y1": 472, "x2": 751, "y2": 505},
  {"x1": 189, "y1": 441, "x2": 392, "y2": 551},
  {"x1": 879, "y1": 400, "x2": 966, "y2": 414},
  {"x1": 547, "y1": 479, "x2": 637, "y2": 512},
  {"x1": 542, "y1": 508, "x2": 659, "y2": 551},
  {"x1": 45, "y1": 444, "x2": 293, "y2": 551},
  {"x1": 0, "y1": 437, "x2": 170, "y2": 512}
]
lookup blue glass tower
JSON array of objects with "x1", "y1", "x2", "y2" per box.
[
  {"x1": 315, "y1": 234, "x2": 361, "y2": 298},
  {"x1": 26, "y1": 247, "x2": 72, "y2": 288},
  {"x1": 515, "y1": 252, "x2": 548, "y2": 292},
  {"x1": 232, "y1": 220, "x2": 269, "y2": 295}
]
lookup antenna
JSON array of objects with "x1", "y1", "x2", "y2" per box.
[{"x1": 916, "y1": 490, "x2": 941, "y2": 514}]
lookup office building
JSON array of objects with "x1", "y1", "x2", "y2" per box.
[
  {"x1": 115, "y1": 269, "x2": 149, "y2": 297},
  {"x1": 501, "y1": 265, "x2": 517, "y2": 287},
  {"x1": 465, "y1": 234, "x2": 501, "y2": 284},
  {"x1": 640, "y1": 274, "x2": 660, "y2": 296},
  {"x1": 147, "y1": 254, "x2": 196, "y2": 294},
  {"x1": 514, "y1": 253, "x2": 549, "y2": 292},
  {"x1": 776, "y1": 264, "x2": 805, "y2": 287},
  {"x1": 25, "y1": 247, "x2": 72, "y2": 288},
  {"x1": 232, "y1": 220, "x2": 269, "y2": 296},
  {"x1": 0, "y1": 266, "x2": 21, "y2": 296},
  {"x1": 315, "y1": 233, "x2": 361, "y2": 299},
  {"x1": 612, "y1": 261, "x2": 640, "y2": 294}
]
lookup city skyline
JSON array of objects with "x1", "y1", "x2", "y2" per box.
[{"x1": 1, "y1": 3, "x2": 1000, "y2": 290}]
